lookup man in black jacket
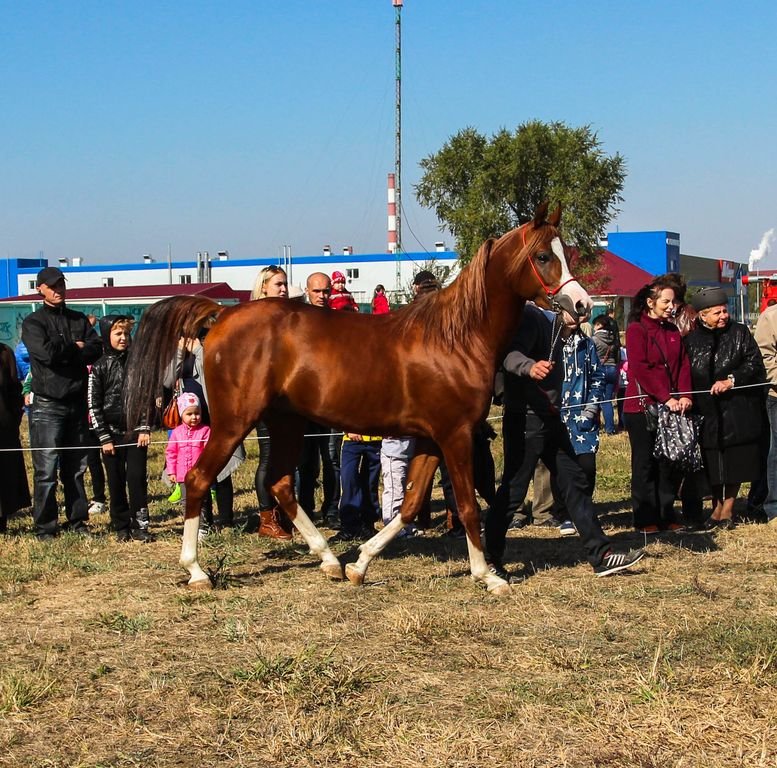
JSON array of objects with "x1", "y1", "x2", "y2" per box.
[{"x1": 21, "y1": 267, "x2": 102, "y2": 539}]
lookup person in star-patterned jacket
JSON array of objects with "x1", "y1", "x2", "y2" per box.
[
  {"x1": 484, "y1": 302, "x2": 615, "y2": 576},
  {"x1": 560, "y1": 327, "x2": 606, "y2": 480}
]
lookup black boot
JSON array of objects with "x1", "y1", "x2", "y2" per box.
[{"x1": 130, "y1": 508, "x2": 153, "y2": 542}]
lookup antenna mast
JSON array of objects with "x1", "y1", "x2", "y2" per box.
[{"x1": 393, "y1": 0, "x2": 402, "y2": 290}]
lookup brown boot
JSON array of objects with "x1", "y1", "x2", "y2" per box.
[
  {"x1": 277, "y1": 508, "x2": 294, "y2": 535},
  {"x1": 258, "y1": 509, "x2": 292, "y2": 540}
]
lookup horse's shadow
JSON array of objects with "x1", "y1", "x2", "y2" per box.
[
  {"x1": 351, "y1": 522, "x2": 722, "y2": 583},
  {"x1": 191, "y1": 513, "x2": 725, "y2": 590}
]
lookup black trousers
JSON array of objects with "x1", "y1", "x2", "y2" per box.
[
  {"x1": 297, "y1": 422, "x2": 338, "y2": 517},
  {"x1": 215, "y1": 476, "x2": 234, "y2": 524},
  {"x1": 102, "y1": 444, "x2": 148, "y2": 533},
  {"x1": 485, "y1": 410, "x2": 610, "y2": 568},
  {"x1": 86, "y1": 444, "x2": 106, "y2": 504},
  {"x1": 624, "y1": 411, "x2": 683, "y2": 528},
  {"x1": 551, "y1": 451, "x2": 596, "y2": 521},
  {"x1": 254, "y1": 422, "x2": 273, "y2": 512}
]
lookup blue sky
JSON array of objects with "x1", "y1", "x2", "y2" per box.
[{"x1": 1, "y1": 1, "x2": 776, "y2": 268}]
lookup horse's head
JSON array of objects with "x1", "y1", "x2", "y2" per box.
[{"x1": 510, "y1": 202, "x2": 593, "y2": 320}]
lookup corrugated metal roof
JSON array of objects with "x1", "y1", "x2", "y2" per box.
[{"x1": 600, "y1": 249, "x2": 655, "y2": 296}]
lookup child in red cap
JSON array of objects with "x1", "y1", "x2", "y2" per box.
[{"x1": 329, "y1": 271, "x2": 359, "y2": 312}]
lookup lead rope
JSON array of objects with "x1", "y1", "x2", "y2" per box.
[{"x1": 547, "y1": 311, "x2": 564, "y2": 362}]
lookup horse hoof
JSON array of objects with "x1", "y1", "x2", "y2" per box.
[
  {"x1": 345, "y1": 563, "x2": 365, "y2": 587},
  {"x1": 320, "y1": 561, "x2": 344, "y2": 580},
  {"x1": 488, "y1": 582, "x2": 512, "y2": 597},
  {"x1": 188, "y1": 577, "x2": 212, "y2": 591}
]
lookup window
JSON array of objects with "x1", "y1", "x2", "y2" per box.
[
  {"x1": 28, "y1": 280, "x2": 36, "y2": 291},
  {"x1": 102, "y1": 277, "x2": 114, "y2": 288},
  {"x1": 346, "y1": 268, "x2": 359, "y2": 280},
  {"x1": 180, "y1": 275, "x2": 192, "y2": 284}
]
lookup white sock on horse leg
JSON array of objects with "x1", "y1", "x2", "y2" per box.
[
  {"x1": 180, "y1": 515, "x2": 209, "y2": 585},
  {"x1": 291, "y1": 504, "x2": 340, "y2": 570},
  {"x1": 351, "y1": 514, "x2": 405, "y2": 576}
]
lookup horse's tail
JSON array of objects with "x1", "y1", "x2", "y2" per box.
[{"x1": 123, "y1": 296, "x2": 224, "y2": 431}]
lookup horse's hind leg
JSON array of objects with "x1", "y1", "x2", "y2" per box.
[
  {"x1": 267, "y1": 417, "x2": 343, "y2": 580},
  {"x1": 442, "y1": 430, "x2": 511, "y2": 596},
  {"x1": 180, "y1": 428, "x2": 245, "y2": 589},
  {"x1": 345, "y1": 437, "x2": 440, "y2": 587}
]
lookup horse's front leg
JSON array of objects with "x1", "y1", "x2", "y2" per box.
[
  {"x1": 345, "y1": 440, "x2": 440, "y2": 586},
  {"x1": 179, "y1": 428, "x2": 246, "y2": 589},
  {"x1": 442, "y1": 433, "x2": 511, "y2": 595},
  {"x1": 179, "y1": 464, "x2": 212, "y2": 590}
]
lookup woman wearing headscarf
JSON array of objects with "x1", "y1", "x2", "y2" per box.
[{"x1": 683, "y1": 287, "x2": 766, "y2": 529}]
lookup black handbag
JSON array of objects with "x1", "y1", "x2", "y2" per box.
[
  {"x1": 636, "y1": 381, "x2": 659, "y2": 432},
  {"x1": 653, "y1": 405, "x2": 703, "y2": 471}
]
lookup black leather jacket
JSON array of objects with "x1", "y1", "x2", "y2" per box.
[
  {"x1": 88, "y1": 348, "x2": 150, "y2": 442},
  {"x1": 88, "y1": 350, "x2": 127, "y2": 442},
  {"x1": 21, "y1": 303, "x2": 102, "y2": 401},
  {"x1": 683, "y1": 320, "x2": 767, "y2": 448}
]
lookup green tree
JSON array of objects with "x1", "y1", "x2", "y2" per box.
[{"x1": 415, "y1": 121, "x2": 626, "y2": 264}]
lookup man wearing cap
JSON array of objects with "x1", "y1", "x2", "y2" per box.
[
  {"x1": 412, "y1": 269, "x2": 441, "y2": 296},
  {"x1": 21, "y1": 267, "x2": 102, "y2": 539}
]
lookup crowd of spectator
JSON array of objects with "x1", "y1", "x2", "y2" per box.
[{"x1": 2, "y1": 265, "x2": 775, "y2": 584}]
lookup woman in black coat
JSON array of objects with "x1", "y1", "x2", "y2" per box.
[
  {"x1": 0, "y1": 342, "x2": 31, "y2": 531},
  {"x1": 683, "y1": 288, "x2": 767, "y2": 528}
]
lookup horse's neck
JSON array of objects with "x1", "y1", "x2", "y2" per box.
[{"x1": 483, "y1": 264, "x2": 528, "y2": 353}]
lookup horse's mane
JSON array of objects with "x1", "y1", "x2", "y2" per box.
[
  {"x1": 123, "y1": 295, "x2": 223, "y2": 430},
  {"x1": 394, "y1": 239, "x2": 494, "y2": 350}
]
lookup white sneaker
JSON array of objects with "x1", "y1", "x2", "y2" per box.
[{"x1": 88, "y1": 501, "x2": 105, "y2": 515}]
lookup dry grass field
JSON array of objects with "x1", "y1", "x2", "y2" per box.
[{"x1": 1, "y1": 426, "x2": 776, "y2": 767}]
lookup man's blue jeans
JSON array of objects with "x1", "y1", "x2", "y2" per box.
[
  {"x1": 763, "y1": 397, "x2": 777, "y2": 521},
  {"x1": 601, "y1": 365, "x2": 619, "y2": 435},
  {"x1": 339, "y1": 440, "x2": 381, "y2": 535},
  {"x1": 29, "y1": 395, "x2": 90, "y2": 536}
]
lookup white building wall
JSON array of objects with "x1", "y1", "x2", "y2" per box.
[{"x1": 16, "y1": 253, "x2": 458, "y2": 303}]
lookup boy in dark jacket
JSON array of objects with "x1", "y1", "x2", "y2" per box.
[{"x1": 88, "y1": 315, "x2": 153, "y2": 541}]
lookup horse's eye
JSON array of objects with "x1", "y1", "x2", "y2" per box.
[{"x1": 535, "y1": 252, "x2": 551, "y2": 264}]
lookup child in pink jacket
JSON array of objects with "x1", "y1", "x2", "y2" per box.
[{"x1": 165, "y1": 392, "x2": 212, "y2": 537}]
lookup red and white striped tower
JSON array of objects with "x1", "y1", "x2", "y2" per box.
[{"x1": 387, "y1": 172, "x2": 398, "y2": 254}]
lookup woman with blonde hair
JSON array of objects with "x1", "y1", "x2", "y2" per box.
[
  {"x1": 251, "y1": 265, "x2": 288, "y2": 301},
  {"x1": 250, "y1": 265, "x2": 293, "y2": 538}
]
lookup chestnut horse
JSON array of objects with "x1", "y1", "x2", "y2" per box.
[{"x1": 124, "y1": 203, "x2": 592, "y2": 595}]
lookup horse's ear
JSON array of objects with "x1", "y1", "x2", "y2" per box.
[
  {"x1": 532, "y1": 201, "x2": 550, "y2": 227},
  {"x1": 548, "y1": 204, "x2": 562, "y2": 227}
]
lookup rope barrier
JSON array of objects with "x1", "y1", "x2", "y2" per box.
[{"x1": 3, "y1": 381, "x2": 773, "y2": 455}]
